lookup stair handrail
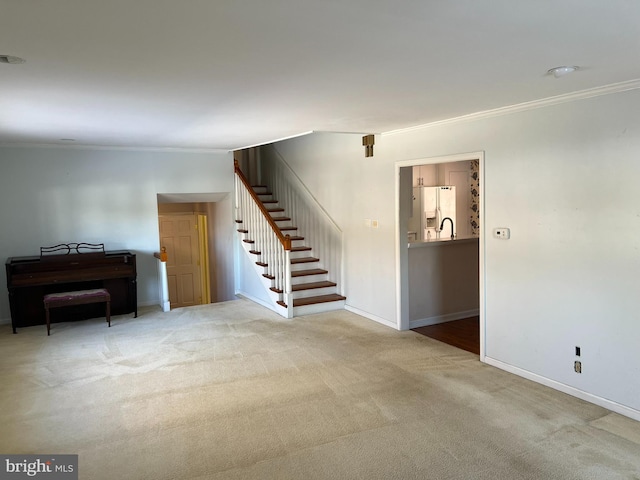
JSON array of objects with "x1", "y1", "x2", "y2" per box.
[{"x1": 234, "y1": 159, "x2": 291, "y2": 251}]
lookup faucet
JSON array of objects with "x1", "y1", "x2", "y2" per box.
[{"x1": 439, "y1": 217, "x2": 455, "y2": 239}]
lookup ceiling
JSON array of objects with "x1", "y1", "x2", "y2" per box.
[{"x1": 1, "y1": 0, "x2": 639, "y2": 151}]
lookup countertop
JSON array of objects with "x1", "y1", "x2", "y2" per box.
[{"x1": 408, "y1": 234, "x2": 479, "y2": 248}]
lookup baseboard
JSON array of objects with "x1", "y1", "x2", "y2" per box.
[
  {"x1": 0, "y1": 317, "x2": 10, "y2": 326},
  {"x1": 345, "y1": 305, "x2": 398, "y2": 330},
  {"x1": 484, "y1": 356, "x2": 640, "y2": 423},
  {"x1": 409, "y1": 309, "x2": 479, "y2": 329}
]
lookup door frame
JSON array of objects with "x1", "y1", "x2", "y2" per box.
[{"x1": 395, "y1": 151, "x2": 486, "y2": 361}]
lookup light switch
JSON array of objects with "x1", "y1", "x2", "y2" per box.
[
  {"x1": 372, "y1": 220, "x2": 379, "y2": 228},
  {"x1": 493, "y1": 228, "x2": 510, "y2": 239}
]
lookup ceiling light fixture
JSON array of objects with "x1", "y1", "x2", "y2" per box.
[
  {"x1": 547, "y1": 65, "x2": 579, "y2": 78},
  {"x1": 0, "y1": 55, "x2": 26, "y2": 64}
]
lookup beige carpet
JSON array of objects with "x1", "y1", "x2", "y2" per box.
[{"x1": 1, "y1": 299, "x2": 639, "y2": 479}]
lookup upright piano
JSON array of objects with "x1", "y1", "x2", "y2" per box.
[{"x1": 6, "y1": 243, "x2": 137, "y2": 333}]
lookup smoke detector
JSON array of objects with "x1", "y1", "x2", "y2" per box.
[{"x1": 0, "y1": 55, "x2": 26, "y2": 64}]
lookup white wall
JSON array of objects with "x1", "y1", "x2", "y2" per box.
[
  {"x1": 0, "y1": 145, "x2": 234, "y2": 320},
  {"x1": 211, "y1": 196, "x2": 236, "y2": 303},
  {"x1": 272, "y1": 88, "x2": 640, "y2": 417}
]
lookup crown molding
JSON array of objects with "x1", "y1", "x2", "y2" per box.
[
  {"x1": 383, "y1": 79, "x2": 640, "y2": 137},
  {"x1": 0, "y1": 142, "x2": 230, "y2": 154}
]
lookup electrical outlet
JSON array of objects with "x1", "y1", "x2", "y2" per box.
[
  {"x1": 574, "y1": 361, "x2": 582, "y2": 373},
  {"x1": 372, "y1": 220, "x2": 379, "y2": 228},
  {"x1": 493, "y1": 227, "x2": 510, "y2": 239}
]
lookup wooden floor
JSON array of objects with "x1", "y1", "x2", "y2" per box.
[{"x1": 412, "y1": 316, "x2": 480, "y2": 355}]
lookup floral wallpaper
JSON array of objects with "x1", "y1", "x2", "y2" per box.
[{"x1": 469, "y1": 159, "x2": 480, "y2": 236}]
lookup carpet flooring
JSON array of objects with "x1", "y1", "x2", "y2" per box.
[{"x1": 1, "y1": 299, "x2": 639, "y2": 479}]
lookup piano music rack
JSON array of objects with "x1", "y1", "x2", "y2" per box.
[{"x1": 40, "y1": 242, "x2": 106, "y2": 256}]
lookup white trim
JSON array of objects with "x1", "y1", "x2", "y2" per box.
[
  {"x1": 484, "y1": 356, "x2": 640, "y2": 423},
  {"x1": 410, "y1": 309, "x2": 480, "y2": 329},
  {"x1": 0, "y1": 317, "x2": 10, "y2": 326},
  {"x1": 345, "y1": 305, "x2": 398, "y2": 330},
  {"x1": 384, "y1": 79, "x2": 640, "y2": 136},
  {"x1": 478, "y1": 152, "x2": 486, "y2": 362},
  {"x1": 394, "y1": 163, "x2": 405, "y2": 330},
  {"x1": 0, "y1": 142, "x2": 230, "y2": 154},
  {"x1": 311, "y1": 130, "x2": 380, "y2": 135}
]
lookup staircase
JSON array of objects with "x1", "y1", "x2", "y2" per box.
[{"x1": 236, "y1": 183, "x2": 346, "y2": 317}]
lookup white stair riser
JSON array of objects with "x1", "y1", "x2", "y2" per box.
[
  {"x1": 289, "y1": 250, "x2": 313, "y2": 260},
  {"x1": 291, "y1": 273, "x2": 329, "y2": 284},
  {"x1": 290, "y1": 262, "x2": 320, "y2": 272},
  {"x1": 293, "y1": 300, "x2": 346, "y2": 316},
  {"x1": 292, "y1": 287, "x2": 337, "y2": 299}
]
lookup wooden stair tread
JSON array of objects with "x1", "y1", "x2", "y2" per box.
[
  {"x1": 271, "y1": 217, "x2": 291, "y2": 222},
  {"x1": 266, "y1": 207, "x2": 285, "y2": 212},
  {"x1": 291, "y1": 246, "x2": 312, "y2": 252},
  {"x1": 293, "y1": 294, "x2": 346, "y2": 307},
  {"x1": 237, "y1": 229, "x2": 248, "y2": 233},
  {"x1": 291, "y1": 256, "x2": 319, "y2": 264},
  {"x1": 291, "y1": 268, "x2": 328, "y2": 277},
  {"x1": 292, "y1": 281, "x2": 336, "y2": 291},
  {"x1": 280, "y1": 226, "x2": 298, "y2": 231}
]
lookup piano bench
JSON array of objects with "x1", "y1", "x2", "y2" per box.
[{"x1": 43, "y1": 288, "x2": 111, "y2": 336}]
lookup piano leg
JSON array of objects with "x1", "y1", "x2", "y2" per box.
[{"x1": 45, "y1": 305, "x2": 51, "y2": 336}]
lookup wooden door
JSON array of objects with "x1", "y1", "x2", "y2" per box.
[{"x1": 159, "y1": 214, "x2": 202, "y2": 308}]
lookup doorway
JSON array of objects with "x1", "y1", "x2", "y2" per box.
[
  {"x1": 158, "y1": 213, "x2": 207, "y2": 308},
  {"x1": 156, "y1": 193, "x2": 237, "y2": 309},
  {"x1": 395, "y1": 152, "x2": 485, "y2": 359}
]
